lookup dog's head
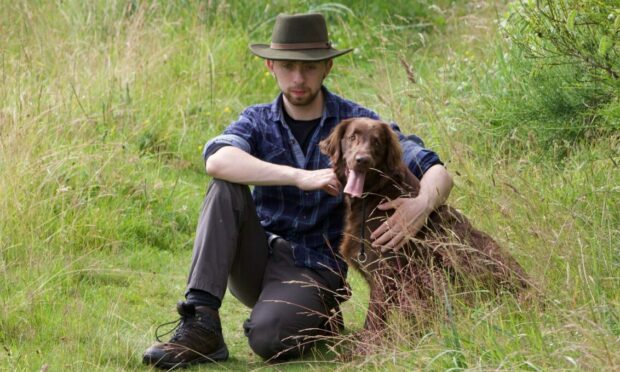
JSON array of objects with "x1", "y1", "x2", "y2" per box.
[{"x1": 320, "y1": 118, "x2": 404, "y2": 197}]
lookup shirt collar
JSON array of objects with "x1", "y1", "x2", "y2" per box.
[{"x1": 269, "y1": 86, "x2": 338, "y2": 122}]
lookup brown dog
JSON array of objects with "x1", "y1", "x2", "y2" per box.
[{"x1": 320, "y1": 118, "x2": 529, "y2": 335}]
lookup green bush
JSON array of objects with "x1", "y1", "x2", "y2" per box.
[
  {"x1": 482, "y1": 0, "x2": 620, "y2": 148},
  {"x1": 507, "y1": 0, "x2": 619, "y2": 83}
]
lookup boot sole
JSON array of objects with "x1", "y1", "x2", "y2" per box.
[{"x1": 144, "y1": 344, "x2": 229, "y2": 370}]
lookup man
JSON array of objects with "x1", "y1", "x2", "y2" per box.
[{"x1": 143, "y1": 13, "x2": 453, "y2": 369}]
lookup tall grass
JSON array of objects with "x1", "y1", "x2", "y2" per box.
[{"x1": 1, "y1": 0, "x2": 619, "y2": 370}]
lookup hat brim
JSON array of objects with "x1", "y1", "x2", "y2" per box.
[{"x1": 249, "y1": 44, "x2": 352, "y2": 61}]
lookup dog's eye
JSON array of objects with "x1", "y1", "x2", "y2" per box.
[
  {"x1": 348, "y1": 134, "x2": 356, "y2": 141},
  {"x1": 372, "y1": 138, "x2": 380, "y2": 146}
]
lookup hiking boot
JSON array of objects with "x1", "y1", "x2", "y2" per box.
[{"x1": 142, "y1": 301, "x2": 229, "y2": 369}]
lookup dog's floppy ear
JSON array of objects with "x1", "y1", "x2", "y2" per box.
[
  {"x1": 380, "y1": 122, "x2": 404, "y2": 174},
  {"x1": 319, "y1": 118, "x2": 353, "y2": 163}
]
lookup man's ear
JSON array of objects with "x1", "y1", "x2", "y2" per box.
[
  {"x1": 265, "y1": 59, "x2": 274, "y2": 74},
  {"x1": 324, "y1": 59, "x2": 333, "y2": 79}
]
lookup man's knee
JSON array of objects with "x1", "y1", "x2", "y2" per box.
[
  {"x1": 208, "y1": 179, "x2": 250, "y2": 199},
  {"x1": 204, "y1": 179, "x2": 253, "y2": 212},
  {"x1": 244, "y1": 311, "x2": 306, "y2": 360}
]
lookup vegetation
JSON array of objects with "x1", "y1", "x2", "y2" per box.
[
  {"x1": 1, "y1": 0, "x2": 618, "y2": 370},
  {"x1": 484, "y1": 0, "x2": 620, "y2": 147}
]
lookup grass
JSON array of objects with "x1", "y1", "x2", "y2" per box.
[{"x1": 1, "y1": 0, "x2": 619, "y2": 370}]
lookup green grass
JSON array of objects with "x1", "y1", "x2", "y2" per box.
[{"x1": 1, "y1": 0, "x2": 619, "y2": 370}]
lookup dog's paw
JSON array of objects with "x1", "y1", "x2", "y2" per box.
[{"x1": 349, "y1": 329, "x2": 383, "y2": 356}]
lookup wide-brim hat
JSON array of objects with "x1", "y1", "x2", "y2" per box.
[{"x1": 249, "y1": 13, "x2": 352, "y2": 61}]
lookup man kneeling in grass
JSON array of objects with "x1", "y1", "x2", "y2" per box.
[{"x1": 142, "y1": 12, "x2": 452, "y2": 369}]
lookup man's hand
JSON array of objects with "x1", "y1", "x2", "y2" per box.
[
  {"x1": 370, "y1": 195, "x2": 432, "y2": 252},
  {"x1": 295, "y1": 168, "x2": 341, "y2": 197},
  {"x1": 370, "y1": 164, "x2": 453, "y2": 252}
]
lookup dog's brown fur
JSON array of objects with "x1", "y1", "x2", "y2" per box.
[{"x1": 320, "y1": 118, "x2": 529, "y2": 335}]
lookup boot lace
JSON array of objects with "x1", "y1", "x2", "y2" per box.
[
  {"x1": 154, "y1": 302, "x2": 219, "y2": 343},
  {"x1": 155, "y1": 316, "x2": 187, "y2": 343}
]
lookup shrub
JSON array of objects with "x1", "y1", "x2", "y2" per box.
[
  {"x1": 506, "y1": 0, "x2": 619, "y2": 84},
  {"x1": 484, "y1": 0, "x2": 620, "y2": 148}
]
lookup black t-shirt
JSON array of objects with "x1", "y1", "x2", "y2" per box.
[{"x1": 282, "y1": 108, "x2": 320, "y2": 155}]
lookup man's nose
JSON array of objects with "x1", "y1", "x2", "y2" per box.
[{"x1": 291, "y1": 68, "x2": 305, "y2": 83}]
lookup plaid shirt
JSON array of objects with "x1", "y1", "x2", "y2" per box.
[{"x1": 203, "y1": 87, "x2": 442, "y2": 274}]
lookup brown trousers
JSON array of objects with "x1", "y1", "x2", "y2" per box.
[{"x1": 186, "y1": 179, "x2": 344, "y2": 360}]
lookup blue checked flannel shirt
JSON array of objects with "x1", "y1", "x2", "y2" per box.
[{"x1": 203, "y1": 87, "x2": 443, "y2": 275}]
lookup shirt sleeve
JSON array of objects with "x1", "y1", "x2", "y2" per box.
[
  {"x1": 389, "y1": 122, "x2": 443, "y2": 179},
  {"x1": 202, "y1": 113, "x2": 257, "y2": 162}
]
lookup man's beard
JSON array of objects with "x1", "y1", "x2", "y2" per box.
[{"x1": 283, "y1": 86, "x2": 321, "y2": 106}]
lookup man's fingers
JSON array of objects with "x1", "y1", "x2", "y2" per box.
[
  {"x1": 303, "y1": 169, "x2": 340, "y2": 195},
  {"x1": 332, "y1": 177, "x2": 341, "y2": 191},
  {"x1": 323, "y1": 173, "x2": 341, "y2": 196},
  {"x1": 371, "y1": 222, "x2": 399, "y2": 247},
  {"x1": 323, "y1": 183, "x2": 340, "y2": 196},
  {"x1": 371, "y1": 215, "x2": 412, "y2": 247},
  {"x1": 370, "y1": 214, "x2": 401, "y2": 240},
  {"x1": 370, "y1": 221, "x2": 388, "y2": 241},
  {"x1": 370, "y1": 197, "x2": 429, "y2": 251},
  {"x1": 377, "y1": 198, "x2": 405, "y2": 210},
  {"x1": 392, "y1": 233, "x2": 408, "y2": 251},
  {"x1": 381, "y1": 233, "x2": 406, "y2": 253}
]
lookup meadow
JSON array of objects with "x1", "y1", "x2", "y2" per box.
[{"x1": 1, "y1": 0, "x2": 618, "y2": 370}]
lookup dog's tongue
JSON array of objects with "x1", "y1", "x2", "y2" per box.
[{"x1": 343, "y1": 169, "x2": 365, "y2": 198}]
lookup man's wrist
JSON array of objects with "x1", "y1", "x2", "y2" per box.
[
  {"x1": 416, "y1": 188, "x2": 435, "y2": 214},
  {"x1": 289, "y1": 167, "x2": 302, "y2": 188}
]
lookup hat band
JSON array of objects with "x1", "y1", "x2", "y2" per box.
[{"x1": 270, "y1": 41, "x2": 331, "y2": 50}]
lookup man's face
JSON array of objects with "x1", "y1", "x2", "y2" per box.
[{"x1": 266, "y1": 59, "x2": 333, "y2": 106}]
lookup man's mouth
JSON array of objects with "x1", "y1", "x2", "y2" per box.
[{"x1": 343, "y1": 167, "x2": 365, "y2": 198}]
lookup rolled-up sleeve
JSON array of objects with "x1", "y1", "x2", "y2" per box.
[
  {"x1": 202, "y1": 114, "x2": 257, "y2": 162},
  {"x1": 389, "y1": 123, "x2": 443, "y2": 180}
]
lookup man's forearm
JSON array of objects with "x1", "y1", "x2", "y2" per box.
[
  {"x1": 205, "y1": 146, "x2": 300, "y2": 186},
  {"x1": 418, "y1": 164, "x2": 453, "y2": 211}
]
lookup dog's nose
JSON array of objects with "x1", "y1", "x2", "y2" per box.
[{"x1": 355, "y1": 154, "x2": 370, "y2": 166}]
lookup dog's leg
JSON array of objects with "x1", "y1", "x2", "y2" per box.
[
  {"x1": 364, "y1": 283, "x2": 389, "y2": 333},
  {"x1": 352, "y1": 279, "x2": 390, "y2": 356}
]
